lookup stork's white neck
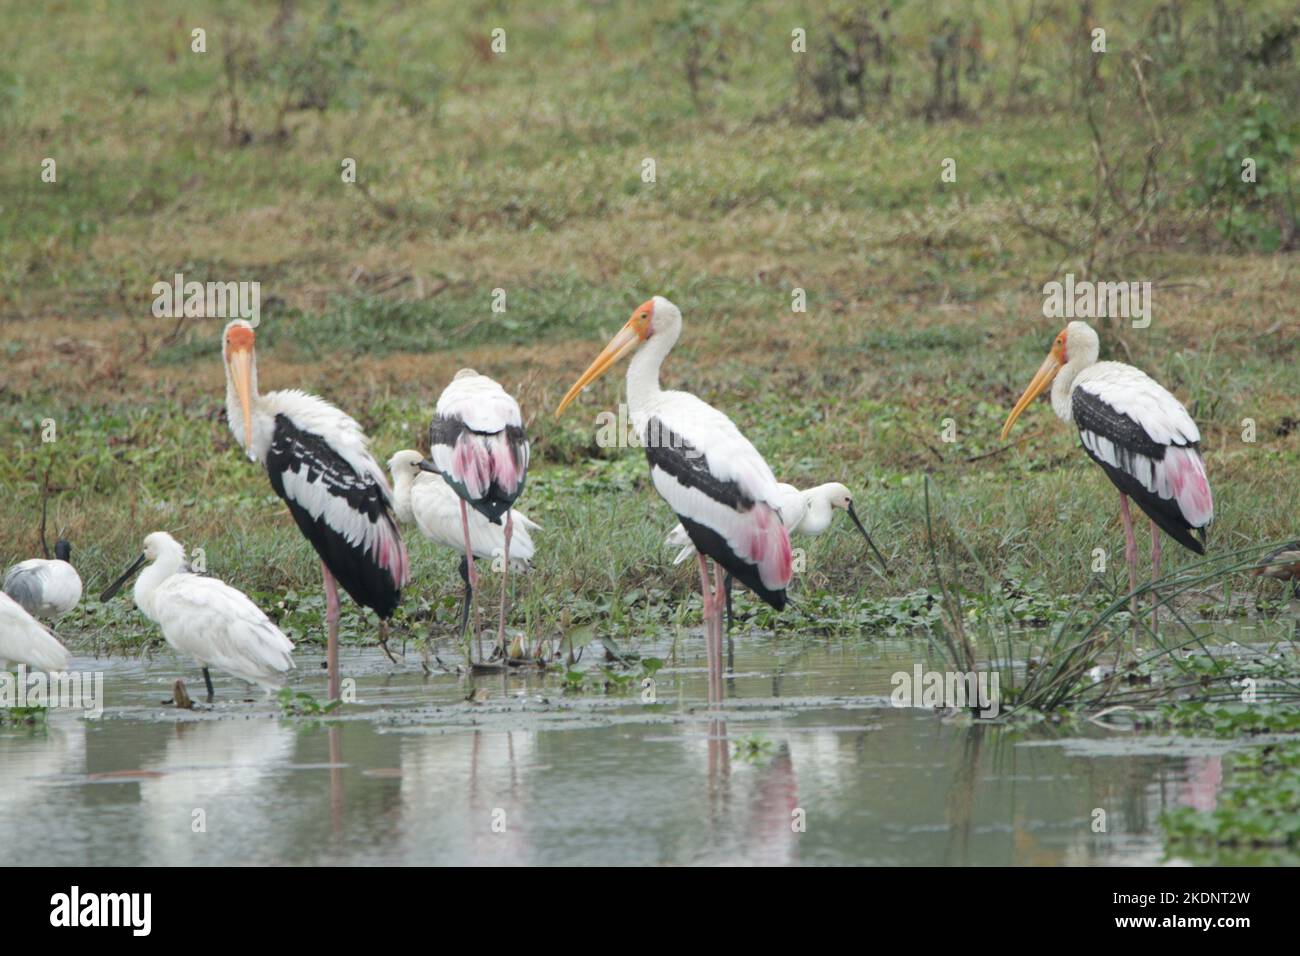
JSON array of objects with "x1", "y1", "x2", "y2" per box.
[
  {"x1": 626, "y1": 316, "x2": 681, "y2": 416},
  {"x1": 1051, "y1": 339, "x2": 1100, "y2": 423},
  {"x1": 134, "y1": 548, "x2": 186, "y2": 622}
]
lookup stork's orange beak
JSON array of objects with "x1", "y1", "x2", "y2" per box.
[
  {"x1": 1000, "y1": 338, "x2": 1066, "y2": 441},
  {"x1": 555, "y1": 308, "x2": 651, "y2": 417},
  {"x1": 226, "y1": 344, "x2": 256, "y2": 455}
]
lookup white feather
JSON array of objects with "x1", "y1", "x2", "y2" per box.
[
  {"x1": 132, "y1": 533, "x2": 294, "y2": 692},
  {"x1": 0, "y1": 592, "x2": 71, "y2": 672},
  {"x1": 388, "y1": 451, "x2": 537, "y2": 568},
  {"x1": 3, "y1": 559, "x2": 82, "y2": 619}
]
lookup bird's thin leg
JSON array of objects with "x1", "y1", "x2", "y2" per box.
[
  {"x1": 202, "y1": 667, "x2": 214, "y2": 701},
  {"x1": 498, "y1": 510, "x2": 513, "y2": 658},
  {"x1": 714, "y1": 564, "x2": 727, "y2": 682},
  {"x1": 1118, "y1": 494, "x2": 1139, "y2": 647},
  {"x1": 1149, "y1": 519, "x2": 1162, "y2": 579},
  {"x1": 723, "y1": 572, "x2": 735, "y2": 635},
  {"x1": 457, "y1": 554, "x2": 473, "y2": 637},
  {"x1": 323, "y1": 562, "x2": 342, "y2": 701},
  {"x1": 1149, "y1": 518, "x2": 1162, "y2": 636},
  {"x1": 459, "y1": 498, "x2": 481, "y2": 663},
  {"x1": 697, "y1": 554, "x2": 717, "y2": 703},
  {"x1": 377, "y1": 620, "x2": 398, "y2": 665}
]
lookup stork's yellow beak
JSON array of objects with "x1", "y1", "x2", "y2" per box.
[
  {"x1": 555, "y1": 310, "x2": 651, "y2": 417},
  {"x1": 227, "y1": 346, "x2": 256, "y2": 454},
  {"x1": 1000, "y1": 350, "x2": 1064, "y2": 441}
]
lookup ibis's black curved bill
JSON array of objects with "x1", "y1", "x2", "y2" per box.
[
  {"x1": 101, "y1": 553, "x2": 147, "y2": 602},
  {"x1": 847, "y1": 503, "x2": 889, "y2": 573}
]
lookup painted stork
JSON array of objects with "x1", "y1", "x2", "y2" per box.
[
  {"x1": 999, "y1": 320, "x2": 1213, "y2": 616},
  {"x1": 665, "y1": 481, "x2": 887, "y2": 629},
  {"x1": 419, "y1": 370, "x2": 530, "y2": 661},
  {"x1": 101, "y1": 532, "x2": 294, "y2": 697},
  {"x1": 0, "y1": 591, "x2": 71, "y2": 673},
  {"x1": 221, "y1": 320, "x2": 409, "y2": 700},
  {"x1": 556, "y1": 296, "x2": 793, "y2": 696},
  {"x1": 387, "y1": 449, "x2": 541, "y2": 641},
  {"x1": 1254, "y1": 541, "x2": 1300, "y2": 596},
  {"x1": 3, "y1": 538, "x2": 82, "y2": 621}
]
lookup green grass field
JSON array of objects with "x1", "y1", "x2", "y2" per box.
[{"x1": 2, "y1": 0, "x2": 1297, "y2": 653}]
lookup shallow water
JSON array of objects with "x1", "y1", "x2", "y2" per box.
[{"x1": 0, "y1": 630, "x2": 1267, "y2": 866}]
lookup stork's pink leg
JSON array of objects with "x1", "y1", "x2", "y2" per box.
[
  {"x1": 713, "y1": 563, "x2": 727, "y2": 689},
  {"x1": 1149, "y1": 519, "x2": 1162, "y2": 580},
  {"x1": 460, "y1": 498, "x2": 481, "y2": 663},
  {"x1": 697, "y1": 554, "x2": 718, "y2": 702},
  {"x1": 323, "y1": 562, "x2": 342, "y2": 701},
  {"x1": 1149, "y1": 518, "x2": 1162, "y2": 636},
  {"x1": 498, "y1": 511, "x2": 513, "y2": 659},
  {"x1": 1119, "y1": 494, "x2": 1139, "y2": 640}
]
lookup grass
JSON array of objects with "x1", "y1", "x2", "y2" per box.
[{"x1": 1, "y1": 0, "x2": 1297, "y2": 658}]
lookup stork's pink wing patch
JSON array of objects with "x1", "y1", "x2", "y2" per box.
[
  {"x1": 1164, "y1": 446, "x2": 1213, "y2": 528},
  {"x1": 747, "y1": 502, "x2": 794, "y2": 591}
]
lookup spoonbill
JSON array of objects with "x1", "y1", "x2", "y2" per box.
[
  {"x1": 222, "y1": 320, "x2": 409, "y2": 700},
  {"x1": 0, "y1": 592, "x2": 71, "y2": 673},
  {"x1": 420, "y1": 370, "x2": 530, "y2": 661},
  {"x1": 3, "y1": 538, "x2": 82, "y2": 621},
  {"x1": 101, "y1": 532, "x2": 294, "y2": 698},
  {"x1": 999, "y1": 320, "x2": 1213, "y2": 616},
  {"x1": 665, "y1": 481, "x2": 887, "y2": 628},
  {"x1": 387, "y1": 449, "x2": 541, "y2": 641},
  {"x1": 556, "y1": 296, "x2": 793, "y2": 696}
]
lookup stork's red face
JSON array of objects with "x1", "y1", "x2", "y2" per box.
[
  {"x1": 224, "y1": 322, "x2": 257, "y2": 450},
  {"x1": 555, "y1": 299, "x2": 654, "y2": 417},
  {"x1": 999, "y1": 327, "x2": 1068, "y2": 441}
]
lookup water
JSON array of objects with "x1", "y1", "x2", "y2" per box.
[{"x1": 0, "y1": 632, "x2": 1251, "y2": 866}]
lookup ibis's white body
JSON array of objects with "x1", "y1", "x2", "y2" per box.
[
  {"x1": 388, "y1": 452, "x2": 539, "y2": 569},
  {"x1": 3, "y1": 559, "x2": 82, "y2": 620},
  {"x1": 0, "y1": 591, "x2": 71, "y2": 672},
  {"x1": 132, "y1": 534, "x2": 294, "y2": 692}
]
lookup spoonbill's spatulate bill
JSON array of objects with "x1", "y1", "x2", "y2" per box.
[
  {"x1": 556, "y1": 296, "x2": 793, "y2": 698},
  {"x1": 221, "y1": 320, "x2": 410, "y2": 699},
  {"x1": 388, "y1": 449, "x2": 540, "y2": 639},
  {"x1": 101, "y1": 532, "x2": 294, "y2": 697},
  {"x1": 421, "y1": 370, "x2": 530, "y2": 661},
  {"x1": 0, "y1": 591, "x2": 71, "y2": 673},
  {"x1": 665, "y1": 481, "x2": 887, "y2": 629},
  {"x1": 3, "y1": 538, "x2": 82, "y2": 621},
  {"x1": 1000, "y1": 320, "x2": 1214, "y2": 616}
]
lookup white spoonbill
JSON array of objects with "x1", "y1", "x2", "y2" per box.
[
  {"x1": 420, "y1": 370, "x2": 530, "y2": 661},
  {"x1": 222, "y1": 320, "x2": 409, "y2": 700},
  {"x1": 0, "y1": 591, "x2": 71, "y2": 673},
  {"x1": 388, "y1": 449, "x2": 541, "y2": 639},
  {"x1": 665, "y1": 481, "x2": 887, "y2": 628},
  {"x1": 101, "y1": 532, "x2": 294, "y2": 698},
  {"x1": 3, "y1": 537, "x2": 82, "y2": 621},
  {"x1": 1000, "y1": 320, "x2": 1213, "y2": 613},
  {"x1": 556, "y1": 296, "x2": 793, "y2": 697}
]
